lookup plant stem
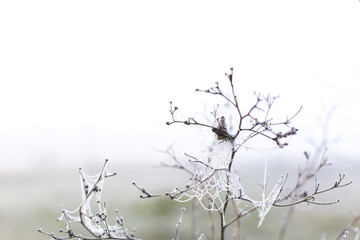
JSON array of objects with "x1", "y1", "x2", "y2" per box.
[
  {"x1": 220, "y1": 211, "x2": 225, "y2": 240},
  {"x1": 231, "y1": 199, "x2": 241, "y2": 240}
]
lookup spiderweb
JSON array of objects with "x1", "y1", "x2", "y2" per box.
[
  {"x1": 172, "y1": 140, "x2": 287, "y2": 227},
  {"x1": 173, "y1": 141, "x2": 247, "y2": 211},
  {"x1": 249, "y1": 161, "x2": 287, "y2": 227},
  {"x1": 56, "y1": 161, "x2": 134, "y2": 239}
]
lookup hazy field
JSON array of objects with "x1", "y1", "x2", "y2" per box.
[{"x1": 1, "y1": 157, "x2": 360, "y2": 240}]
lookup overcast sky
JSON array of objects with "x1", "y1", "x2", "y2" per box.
[{"x1": 1, "y1": 0, "x2": 360, "y2": 172}]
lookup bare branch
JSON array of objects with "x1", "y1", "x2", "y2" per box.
[
  {"x1": 174, "y1": 208, "x2": 186, "y2": 240},
  {"x1": 275, "y1": 173, "x2": 351, "y2": 207},
  {"x1": 39, "y1": 160, "x2": 139, "y2": 240}
]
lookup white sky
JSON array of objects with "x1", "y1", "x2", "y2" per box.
[{"x1": 0, "y1": 0, "x2": 360, "y2": 172}]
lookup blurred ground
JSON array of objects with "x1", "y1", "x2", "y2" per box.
[{"x1": 1, "y1": 156, "x2": 359, "y2": 240}]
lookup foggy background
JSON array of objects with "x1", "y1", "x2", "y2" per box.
[
  {"x1": 1, "y1": 0, "x2": 360, "y2": 172},
  {"x1": 1, "y1": 1, "x2": 360, "y2": 239}
]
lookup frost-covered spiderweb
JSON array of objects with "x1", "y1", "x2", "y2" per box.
[
  {"x1": 172, "y1": 140, "x2": 287, "y2": 227},
  {"x1": 248, "y1": 160, "x2": 287, "y2": 227},
  {"x1": 56, "y1": 161, "x2": 135, "y2": 239},
  {"x1": 173, "y1": 141, "x2": 247, "y2": 211}
]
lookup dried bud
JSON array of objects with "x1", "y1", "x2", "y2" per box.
[{"x1": 212, "y1": 116, "x2": 233, "y2": 141}]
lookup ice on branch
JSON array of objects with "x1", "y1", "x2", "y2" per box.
[{"x1": 39, "y1": 160, "x2": 139, "y2": 240}]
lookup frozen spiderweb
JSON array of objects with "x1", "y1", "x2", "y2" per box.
[
  {"x1": 174, "y1": 141, "x2": 247, "y2": 211},
  {"x1": 172, "y1": 140, "x2": 287, "y2": 227},
  {"x1": 55, "y1": 160, "x2": 136, "y2": 239},
  {"x1": 250, "y1": 161, "x2": 287, "y2": 227}
]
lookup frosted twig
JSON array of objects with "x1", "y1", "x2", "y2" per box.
[
  {"x1": 173, "y1": 208, "x2": 186, "y2": 240},
  {"x1": 275, "y1": 173, "x2": 351, "y2": 207},
  {"x1": 39, "y1": 160, "x2": 140, "y2": 240}
]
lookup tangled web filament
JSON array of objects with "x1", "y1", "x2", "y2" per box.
[{"x1": 174, "y1": 141, "x2": 245, "y2": 211}]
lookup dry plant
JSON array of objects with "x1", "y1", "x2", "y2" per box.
[
  {"x1": 40, "y1": 68, "x2": 353, "y2": 240},
  {"x1": 38, "y1": 160, "x2": 139, "y2": 240},
  {"x1": 132, "y1": 68, "x2": 351, "y2": 240}
]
